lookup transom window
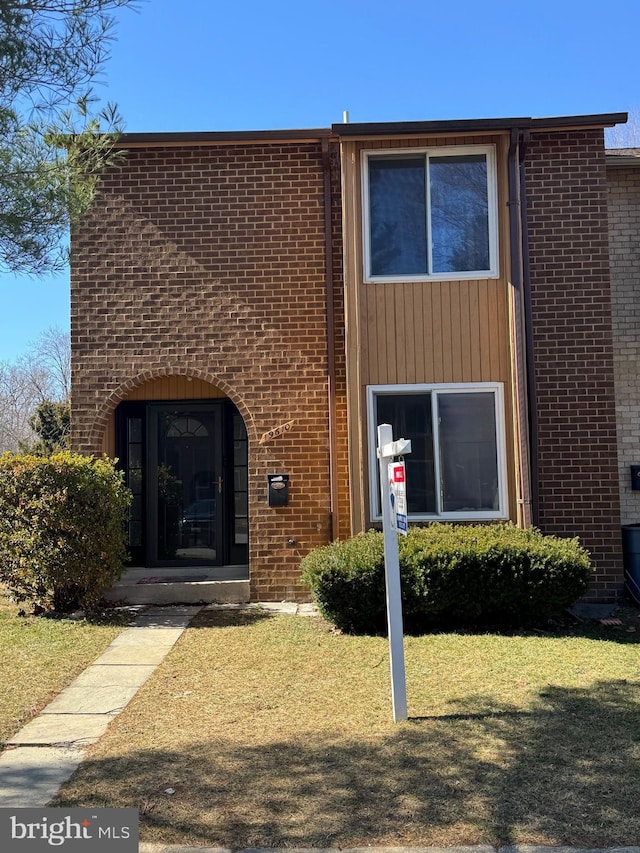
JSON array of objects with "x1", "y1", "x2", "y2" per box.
[
  {"x1": 368, "y1": 383, "x2": 508, "y2": 521},
  {"x1": 363, "y1": 146, "x2": 498, "y2": 281}
]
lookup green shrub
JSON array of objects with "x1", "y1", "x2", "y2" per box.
[
  {"x1": 301, "y1": 524, "x2": 592, "y2": 634},
  {"x1": 300, "y1": 530, "x2": 427, "y2": 634},
  {"x1": 300, "y1": 531, "x2": 387, "y2": 634},
  {"x1": 0, "y1": 452, "x2": 131, "y2": 613}
]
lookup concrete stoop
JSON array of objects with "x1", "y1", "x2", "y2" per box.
[{"x1": 103, "y1": 566, "x2": 250, "y2": 606}]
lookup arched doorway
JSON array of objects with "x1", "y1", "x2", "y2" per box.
[{"x1": 115, "y1": 398, "x2": 248, "y2": 569}]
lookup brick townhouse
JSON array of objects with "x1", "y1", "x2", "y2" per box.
[{"x1": 70, "y1": 112, "x2": 628, "y2": 603}]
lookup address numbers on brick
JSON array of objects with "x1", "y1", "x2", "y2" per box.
[{"x1": 259, "y1": 419, "x2": 295, "y2": 445}]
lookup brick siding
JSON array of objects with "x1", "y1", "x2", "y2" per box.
[
  {"x1": 72, "y1": 127, "x2": 626, "y2": 602},
  {"x1": 71, "y1": 141, "x2": 344, "y2": 601},
  {"x1": 608, "y1": 161, "x2": 640, "y2": 527},
  {"x1": 526, "y1": 130, "x2": 624, "y2": 599}
]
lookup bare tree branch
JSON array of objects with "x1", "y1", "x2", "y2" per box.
[{"x1": 0, "y1": 326, "x2": 70, "y2": 451}]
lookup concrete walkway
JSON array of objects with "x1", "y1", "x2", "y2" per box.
[
  {"x1": 0, "y1": 604, "x2": 202, "y2": 808},
  {"x1": 1, "y1": 604, "x2": 638, "y2": 853},
  {"x1": 0, "y1": 602, "x2": 316, "y2": 810}
]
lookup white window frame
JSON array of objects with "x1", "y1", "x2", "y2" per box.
[
  {"x1": 362, "y1": 145, "x2": 499, "y2": 282},
  {"x1": 367, "y1": 382, "x2": 509, "y2": 522}
]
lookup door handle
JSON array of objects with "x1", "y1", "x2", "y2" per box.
[{"x1": 217, "y1": 476, "x2": 223, "y2": 494}]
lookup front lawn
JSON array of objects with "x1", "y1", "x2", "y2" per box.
[
  {"x1": 0, "y1": 592, "x2": 129, "y2": 745},
  {"x1": 53, "y1": 607, "x2": 640, "y2": 848}
]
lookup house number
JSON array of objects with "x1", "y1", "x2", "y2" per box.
[{"x1": 259, "y1": 419, "x2": 295, "y2": 445}]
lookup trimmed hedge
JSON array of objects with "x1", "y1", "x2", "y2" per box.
[
  {"x1": 301, "y1": 524, "x2": 592, "y2": 634},
  {"x1": 0, "y1": 452, "x2": 131, "y2": 613}
]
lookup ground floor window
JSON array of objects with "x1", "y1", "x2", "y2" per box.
[{"x1": 367, "y1": 383, "x2": 508, "y2": 521}]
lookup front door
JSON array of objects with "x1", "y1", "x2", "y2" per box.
[
  {"x1": 116, "y1": 400, "x2": 248, "y2": 568},
  {"x1": 150, "y1": 404, "x2": 222, "y2": 565}
]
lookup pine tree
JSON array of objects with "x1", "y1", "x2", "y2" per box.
[{"x1": 0, "y1": 1, "x2": 137, "y2": 274}]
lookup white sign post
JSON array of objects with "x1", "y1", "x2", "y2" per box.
[{"x1": 377, "y1": 423, "x2": 412, "y2": 723}]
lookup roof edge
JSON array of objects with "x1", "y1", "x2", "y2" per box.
[
  {"x1": 115, "y1": 128, "x2": 333, "y2": 146},
  {"x1": 332, "y1": 113, "x2": 628, "y2": 137},
  {"x1": 112, "y1": 113, "x2": 629, "y2": 147},
  {"x1": 606, "y1": 150, "x2": 640, "y2": 167}
]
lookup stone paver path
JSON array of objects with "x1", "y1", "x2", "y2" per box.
[{"x1": 0, "y1": 605, "x2": 201, "y2": 808}]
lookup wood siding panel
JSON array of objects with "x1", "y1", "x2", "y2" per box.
[
  {"x1": 408, "y1": 284, "x2": 422, "y2": 384},
  {"x1": 124, "y1": 377, "x2": 226, "y2": 401},
  {"x1": 430, "y1": 281, "x2": 443, "y2": 382},
  {"x1": 449, "y1": 282, "x2": 463, "y2": 381},
  {"x1": 468, "y1": 281, "x2": 481, "y2": 381},
  {"x1": 363, "y1": 279, "x2": 509, "y2": 386},
  {"x1": 478, "y1": 281, "x2": 492, "y2": 378}
]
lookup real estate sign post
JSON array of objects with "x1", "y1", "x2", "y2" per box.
[{"x1": 377, "y1": 423, "x2": 412, "y2": 723}]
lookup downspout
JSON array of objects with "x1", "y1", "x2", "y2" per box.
[
  {"x1": 518, "y1": 130, "x2": 540, "y2": 526},
  {"x1": 507, "y1": 128, "x2": 535, "y2": 528},
  {"x1": 322, "y1": 137, "x2": 339, "y2": 540}
]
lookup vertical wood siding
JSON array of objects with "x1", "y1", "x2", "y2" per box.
[
  {"x1": 363, "y1": 278, "x2": 509, "y2": 385},
  {"x1": 341, "y1": 134, "x2": 516, "y2": 529},
  {"x1": 123, "y1": 377, "x2": 227, "y2": 401}
]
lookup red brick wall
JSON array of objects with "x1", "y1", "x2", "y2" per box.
[
  {"x1": 525, "y1": 129, "x2": 623, "y2": 600},
  {"x1": 71, "y1": 141, "x2": 344, "y2": 601}
]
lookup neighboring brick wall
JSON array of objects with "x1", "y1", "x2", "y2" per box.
[
  {"x1": 608, "y1": 161, "x2": 640, "y2": 526},
  {"x1": 71, "y1": 141, "x2": 343, "y2": 601},
  {"x1": 526, "y1": 129, "x2": 623, "y2": 600}
]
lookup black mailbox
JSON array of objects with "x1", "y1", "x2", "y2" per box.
[
  {"x1": 267, "y1": 474, "x2": 290, "y2": 507},
  {"x1": 631, "y1": 466, "x2": 640, "y2": 491}
]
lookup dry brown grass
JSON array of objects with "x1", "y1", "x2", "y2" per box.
[
  {"x1": 53, "y1": 608, "x2": 640, "y2": 848},
  {"x1": 0, "y1": 593, "x2": 127, "y2": 744}
]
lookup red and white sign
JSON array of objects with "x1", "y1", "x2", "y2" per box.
[{"x1": 388, "y1": 460, "x2": 408, "y2": 535}]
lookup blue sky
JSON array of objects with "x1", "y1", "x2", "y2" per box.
[{"x1": 1, "y1": 0, "x2": 639, "y2": 360}]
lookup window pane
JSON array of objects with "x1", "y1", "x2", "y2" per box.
[
  {"x1": 128, "y1": 520, "x2": 142, "y2": 548},
  {"x1": 376, "y1": 393, "x2": 436, "y2": 514},
  {"x1": 128, "y1": 417, "x2": 142, "y2": 443},
  {"x1": 369, "y1": 157, "x2": 427, "y2": 276},
  {"x1": 128, "y1": 442, "x2": 142, "y2": 469},
  {"x1": 438, "y1": 393, "x2": 498, "y2": 512},
  {"x1": 232, "y1": 412, "x2": 248, "y2": 546},
  {"x1": 429, "y1": 154, "x2": 490, "y2": 273}
]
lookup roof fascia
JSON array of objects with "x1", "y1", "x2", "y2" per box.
[
  {"x1": 115, "y1": 128, "x2": 334, "y2": 148},
  {"x1": 112, "y1": 113, "x2": 629, "y2": 148},
  {"x1": 606, "y1": 154, "x2": 640, "y2": 167},
  {"x1": 332, "y1": 113, "x2": 628, "y2": 139}
]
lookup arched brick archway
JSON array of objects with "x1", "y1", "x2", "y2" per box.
[
  {"x1": 71, "y1": 350, "x2": 334, "y2": 601},
  {"x1": 92, "y1": 368, "x2": 252, "y2": 573},
  {"x1": 86, "y1": 366, "x2": 255, "y2": 454}
]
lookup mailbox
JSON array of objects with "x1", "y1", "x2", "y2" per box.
[
  {"x1": 267, "y1": 474, "x2": 290, "y2": 507},
  {"x1": 631, "y1": 466, "x2": 640, "y2": 491}
]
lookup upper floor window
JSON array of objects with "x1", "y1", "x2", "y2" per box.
[{"x1": 363, "y1": 146, "x2": 498, "y2": 281}]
